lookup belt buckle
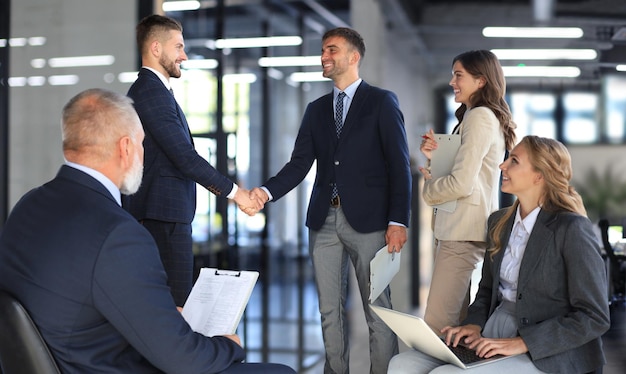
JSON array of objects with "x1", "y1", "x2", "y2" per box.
[{"x1": 331, "y1": 195, "x2": 340, "y2": 207}]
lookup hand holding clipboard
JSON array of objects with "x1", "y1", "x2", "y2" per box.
[{"x1": 422, "y1": 133, "x2": 461, "y2": 213}]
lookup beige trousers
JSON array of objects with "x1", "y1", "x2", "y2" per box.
[{"x1": 423, "y1": 240, "x2": 486, "y2": 332}]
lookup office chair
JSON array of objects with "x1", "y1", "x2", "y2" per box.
[
  {"x1": 598, "y1": 219, "x2": 626, "y2": 305},
  {"x1": 0, "y1": 290, "x2": 61, "y2": 374}
]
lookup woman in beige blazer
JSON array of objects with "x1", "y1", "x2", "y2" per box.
[{"x1": 420, "y1": 50, "x2": 517, "y2": 332}]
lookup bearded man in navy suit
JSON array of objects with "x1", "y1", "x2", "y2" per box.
[
  {"x1": 124, "y1": 15, "x2": 264, "y2": 306},
  {"x1": 252, "y1": 28, "x2": 412, "y2": 374},
  {"x1": 0, "y1": 88, "x2": 294, "y2": 374}
]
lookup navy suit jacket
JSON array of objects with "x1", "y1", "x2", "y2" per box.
[
  {"x1": 464, "y1": 208, "x2": 610, "y2": 373},
  {"x1": 264, "y1": 81, "x2": 412, "y2": 232},
  {"x1": 0, "y1": 166, "x2": 245, "y2": 373},
  {"x1": 125, "y1": 68, "x2": 234, "y2": 224}
]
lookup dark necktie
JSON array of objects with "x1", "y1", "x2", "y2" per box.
[
  {"x1": 169, "y1": 87, "x2": 175, "y2": 96},
  {"x1": 331, "y1": 92, "x2": 346, "y2": 200},
  {"x1": 335, "y1": 91, "x2": 346, "y2": 137}
]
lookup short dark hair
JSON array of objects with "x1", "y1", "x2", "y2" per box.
[
  {"x1": 136, "y1": 14, "x2": 183, "y2": 55},
  {"x1": 322, "y1": 27, "x2": 365, "y2": 60}
]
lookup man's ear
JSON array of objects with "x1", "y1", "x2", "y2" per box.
[
  {"x1": 149, "y1": 40, "x2": 160, "y2": 57},
  {"x1": 350, "y1": 50, "x2": 360, "y2": 65},
  {"x1": 118, "y1": 136, "x2": 133, "y2": 169}
]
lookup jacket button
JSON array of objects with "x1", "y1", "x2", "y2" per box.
[
  {"x1": 520, "y1": 318, "x2": 529, "y2": 325},
  {"x1": 334, "y1": 161, "x2": 339, "y2": 165},
  {"x1": 518, "y1": 294, "x2": 522, "y2": 300}
]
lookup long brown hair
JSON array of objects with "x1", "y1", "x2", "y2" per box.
[
  {"x1": 489, "y1": 136, "x2": 586, "y2": 257},
  {"x1": 452, "y1": 50, "x2": 516, "y2": 151}
]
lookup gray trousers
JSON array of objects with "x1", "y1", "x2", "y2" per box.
[{"x1": 309, "y1": 207, "x2": 398, "y2": 374}]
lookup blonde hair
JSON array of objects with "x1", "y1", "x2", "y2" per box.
[{"x1": 489, "y1": 136, "x2": 586, "y2": 257}]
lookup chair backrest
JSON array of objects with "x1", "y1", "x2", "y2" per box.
[{"x1": 0, "y1": 290, "x2": 61, "y2": 374}]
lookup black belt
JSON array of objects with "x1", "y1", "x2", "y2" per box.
[{"x1": 330, "y1": 195, "x2": 340, "y2": 207}]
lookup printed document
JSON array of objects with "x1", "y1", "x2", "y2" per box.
[{"x1": 182, "y1": 268, "x2": 259, "y2": 337}]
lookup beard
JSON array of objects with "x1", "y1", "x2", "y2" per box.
[
  {"x1": 120, "y1": 153, "x2": 143, "y2": 195},
  {"x1": 160, "y1": 55, "x2": 181, "y2": 79}
]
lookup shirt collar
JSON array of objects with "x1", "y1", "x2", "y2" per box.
[
  {"x1": 142, "y1": 66, "x2": 171, "y2": 91},
  {"x1": 64, "y1": 161, "x2": 122, "y2": 206},
  {"x1": 334, "y1": 78, "x2": 362, "y2": 100},
  {"x1": 514, "y1": 205, "x2": 541, "y2": 234}
]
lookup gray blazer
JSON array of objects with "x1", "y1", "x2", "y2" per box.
[{"x1": 464, "y1": 208, "x2": 610, "y2": 373}]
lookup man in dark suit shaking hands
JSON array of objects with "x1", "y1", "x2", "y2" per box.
[
  {"x1": 252, "y1": 28, "x2": 412, "y2": 374},
  {"x1": 0, "y1": 88, "x2": 294, "y2": 373},
  {"x1": 124, "y1": 15, "x2": 264, "y2": 306}
]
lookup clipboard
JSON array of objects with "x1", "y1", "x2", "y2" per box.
[
  {"x1": 182, "y1": 268, "x2": 259, "y2": 337},
  {"x1": 369, "y1": 245, "x2": 401, "y2": 302},
  {"x1": 430, "y1": 134, "x2": 461, "y2": 213}
]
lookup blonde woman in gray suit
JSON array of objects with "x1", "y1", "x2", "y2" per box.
[
  {"x1": 420, "y1": 50, "x2": 517, "y2": 333},
  {"x1": 388, "y1": 136, "x2": 609, "y2": 373}
]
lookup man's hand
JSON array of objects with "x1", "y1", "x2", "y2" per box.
[
  {"x1": 234, "y1": 187, "x2": 264, "y2": 216},
  {"x1": 250, "y1": 187, "x2": 269, "y2": 204},
  {"x1": 385, "y1": 225, "x2": 407, "y2": 253}
]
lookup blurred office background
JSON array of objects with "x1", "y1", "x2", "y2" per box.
[{"x1": 1, "y1": 0, "x2": 626, "y2": 373}]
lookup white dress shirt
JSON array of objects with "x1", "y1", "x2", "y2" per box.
[{"x1": 498, "y1": 205, "x2": 541, "y2": 303}]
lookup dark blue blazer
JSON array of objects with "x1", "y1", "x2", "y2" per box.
[
  {"x1": 125, "y1": 68, "x2": 234, "y2": 224},
  {"x1": 0, "y1": 166, "x2": 246, "y2": 373},
  {"x1": 264, "y1": 81, "x2": 411, "y2": 232}
]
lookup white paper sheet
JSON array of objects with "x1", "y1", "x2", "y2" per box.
[{"x1": 182, "y1": 268, "x2": 259, "y2": 337}]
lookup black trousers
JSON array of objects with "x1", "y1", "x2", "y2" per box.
[{"x1": 141, "y1": 219, "x2": 193, "y2": 306}]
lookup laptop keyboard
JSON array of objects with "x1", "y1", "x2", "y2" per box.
[{"x1": 447, "y1": 343, "x2": 485, "y2": 364}]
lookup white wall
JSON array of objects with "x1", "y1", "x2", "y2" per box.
[{"x1": 9, "y1": 0, "x2": 136, "y2": 207}]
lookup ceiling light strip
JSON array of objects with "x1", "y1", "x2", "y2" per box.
[
  {"x1": 259, "y1": 56, "x2": 320, "y2": 67},
  {"x1": 483, "y1": 27, "x2": 583, "y2": 38},
  {"x1": 492, "y1": 49, "x2": 597, "y2": 60},
  {"x1": 502, "y1": 66, "x2": 581, "y2": 78},
  {"x1": 215, "y1": 36, "x2": 302, "y2": 49},
  {"x1": 48, "y1": 55, "x2": 115, "y2": 68}
]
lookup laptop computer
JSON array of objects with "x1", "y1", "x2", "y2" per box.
[{"x1": 370, "y1": 304, "x2": 518, "y2": 369}]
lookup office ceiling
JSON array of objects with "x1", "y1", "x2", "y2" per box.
[{"x1": 169, "y1": 0, "x2": 626, "y2": 85}]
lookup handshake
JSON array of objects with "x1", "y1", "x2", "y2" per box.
[{"x1": 234, "y1": 187, "x2": 270, "y2": 216}]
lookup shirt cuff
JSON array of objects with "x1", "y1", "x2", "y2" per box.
[
  {"x1": 260, "y1": 186, "x2": 273, "y2": 201},
  {"x1": 227, "y1": 183, "x2": 238, "y2": 199}
]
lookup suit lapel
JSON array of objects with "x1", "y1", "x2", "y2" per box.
[
  {"x1": 338, "y1": 81, "x2": 369, "y2": 142},
  {"x1": 140, "y1": 68, "x2": 193, "y2": 144},
  {"x1": 321, "y1": 93, "x2": 336, "y2": 141},
  {"x1": 493, "y1": 214, "x2": 515, "y2": 286}
]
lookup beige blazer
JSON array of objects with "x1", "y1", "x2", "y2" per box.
[{"x1": 422, "y1": 106, "x2": 505, "y2": 242}]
